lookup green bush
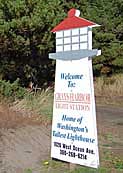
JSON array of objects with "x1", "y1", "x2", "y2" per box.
[{"x1": 0, "y1": 79, "x2": 27, "y2": 101}]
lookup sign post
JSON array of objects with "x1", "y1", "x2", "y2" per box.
[{"x1": 49, "y1": 8, "x2": 101, "y2": 169}]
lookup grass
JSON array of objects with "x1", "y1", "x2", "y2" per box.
[
  {"x1": 68, "y1": 166, "x2": 110, "y2": 173},
  {"x1": 24, "y1": 157, "x2": 123, "y2": 173},
  {"x1": 19, "y1": 74, "x2": 123, "y2": 118},
  {"x1": 11, "y1": 74, "x2": 123, "y2": 120},
  {"x1": 102, "y1": 150, "x2": 123, "y2": 171},
  {"x1": 13, "y1": 87, "x2": 54, "y2": 120},
  {"x1": 94, "y1": 74, "x2": 123, "y2": 106},
  {"x1": 94, "y1": 74, "x2": 123, "y2": 97},
  {"x1": 25, "y1": 88, "x2": 53, "y2": 118},
  {"x1": 1, "y1": 74, "x2": 123, "y2": 118}
]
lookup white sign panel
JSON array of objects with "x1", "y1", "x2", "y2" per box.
[{"x1": 51, "y1": 58, "x2": 99, "y2": 168}]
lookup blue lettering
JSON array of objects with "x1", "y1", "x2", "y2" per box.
[
  {"x1": 61, "y1": 73, "x2": 83, "y2": 80},
  {"x1": 62, "y1": 114, "x2": 76, "y2": 122},
  {"x1": 68, "y1": 81, "x2": 76, "y2": 87},
  {"x1": 53, "y1": 131, "x2": 66, "y2": 138}
]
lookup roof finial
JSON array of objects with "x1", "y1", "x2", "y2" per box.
[{"x1": 68, "y1": 8, "x2": 80, "y2": 18}]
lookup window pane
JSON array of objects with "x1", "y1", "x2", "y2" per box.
[
  {"x1": 56, "y1": 46, "x2": 63, "y2": 52},
  {"x1": 56, "y1": 31, "x2": 63, "y2": 38},
  {"x1": 64, "y1": 37, "x2": 71, "y2": 44},
  {"x1": 80, "y1": 35, "x2": 88, "y2": 42},
  {"x1": 72, "y1": 28, "x2": 79, "y2": 35},
  {"x1": 80, "y1": 43, "x2": 87, "y2": 49},
  {"x1": 64, "y1": 45, "x2": 71, "y2": 51},
  {"x1": 56, "y1": 38, "x2": 63, "y2": 45},
  {"x1": 72, "y1": 36, "x2": 79, "y2": 43},
  {"x1": 64, "y1": 30, "x2": 71, "y2": 37},
  {"x1": 80, "y1": 27, "x2": 88, "y2": 34},
  {"x1": 72, "y1": 44, "x2": 79, "y2": 50}
]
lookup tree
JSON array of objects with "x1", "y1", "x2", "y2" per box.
[
  {"x1": 0, "y1": 0, "x2": 66, "y2": 86},
  {"x1": 0, "y1": 0, "x2": 123, "y2": 86},
  {"x1": 87, "y1": 0, "x2": 123, "y2": 75}
]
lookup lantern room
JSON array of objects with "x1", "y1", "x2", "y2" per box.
[
  {"x1": 51, "y1": 8, "x2": 98, "y2": 52},
  {"x1": 49, "y1": 8, "x2": 101, "y2": 60},
  {"x1": 55, "y1": 27, "x2": 88, "y2": 52}
]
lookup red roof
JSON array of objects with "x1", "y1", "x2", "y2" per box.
[{"x1": 51, "y1": 8, "x2": 96, "y2": 32}]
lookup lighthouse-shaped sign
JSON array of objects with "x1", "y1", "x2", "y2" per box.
[{"x1": 49, "y1": 9, "x2": 101, "y2": 168}]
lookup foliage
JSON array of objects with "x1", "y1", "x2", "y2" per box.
[
  {"x1": 24, "y1": 158, "x2": 122, "y2": 173},
  {"x1": 94, "y1": 74, "x2": 123, "y2": 106},
  {"x1": 14, "y1": 87, "x2": 54, "y2": 119},
  {"x1": 0, "y1": 0, "x2": 64, "y2": 86},
  {"x1": 0, "y1": 78, "x2": 26, "y2": 100},
  {"x1": 89, "y1": 0, "x2": 123, "y2": 76},
  {"x1": 25, "y1": 88, "x2": 53, "y2": 118},
  {"x1": 24, "y1": 168, "x2": 32, "y2": 173},
  {"x1": 0, "y1": 0, "x2": 123, "y2": 86},
  {"x1": 112, "y1": 157, "x2": 123, "y2": 170},
  {"x1": 69, "y1": 167, "x2": 110, "y2": 173},
  {"x1": 94, "y1": 74, "x2": 123, "y2": 98}
]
